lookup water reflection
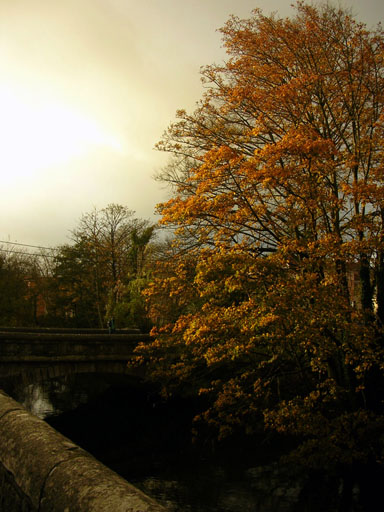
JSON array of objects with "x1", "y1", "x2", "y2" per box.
[
  {"x1": 135, "y1": 475, "x2": 271, "y2": 512},
  {"x1": 21, "y1": 383, "x2": 55, "y2": 418},
  {"x1": 1, "y1": 370, "x2": 120, "y2": 419}
]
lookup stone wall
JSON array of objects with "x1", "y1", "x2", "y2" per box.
[
  {"x1": 0, "y1": 327, "x2": 141, "y2": 334},
  {"x1": 0, "y1": 390, "x2": 165, "y2": 512},
  {"x1": 0, "y1": 331, "x2": 152, "y2": 363}
]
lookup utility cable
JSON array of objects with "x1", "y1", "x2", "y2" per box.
[
  {"x1": 0, "y1": 248, "x2": 56, "y2": 258},
  {"x1": 0, "y1": 240, "x2": 54, "y2": 251}
]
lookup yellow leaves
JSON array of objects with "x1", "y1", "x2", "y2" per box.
[
  {"x1": 175, "y1": 109, "x2": 187, "y2": 118},
  {"x1": 257, "y1": 313, "x2": 280, "y2": 328},
  {"x1": 138, "y1": 3, "x2": 384, "y2": 468},
  {"x1": 202, "y1": 145, "x2": 240, "y2": 166}
]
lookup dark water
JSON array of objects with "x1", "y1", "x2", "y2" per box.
[{"x1": 0, "y1": 371, "x2": 349, "y2": 511}]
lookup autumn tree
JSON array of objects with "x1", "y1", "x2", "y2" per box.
[
  {"x1": 109, "y1": 225, "x2": 157, "y2": 331},
  {"x1": 49, "y1": 204, "x2": 156, "y2": 328},
  {"x1": 47, "y1": 242, "x2": 98, "y2": 326},
  {"x1": 136, "y1": 2, "x2": 384, "y2": 489},
  {"x1": 0, "y1": 248, "x2": 42, "y2": 326}
]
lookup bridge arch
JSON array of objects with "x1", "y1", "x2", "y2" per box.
[{"x1": 0, "y1": 360, "x2": 145, "y2": 384}]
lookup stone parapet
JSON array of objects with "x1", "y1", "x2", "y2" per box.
[
  {"x1": 0, "y1": 390, "x2": 165, "y2": 512},
  {"x1": 0, "y1": 331, "x2": 152, "y2": 363}
]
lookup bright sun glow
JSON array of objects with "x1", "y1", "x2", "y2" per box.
[{"x1": 0, "y1": 84, "x2": 123, "y2": 181}]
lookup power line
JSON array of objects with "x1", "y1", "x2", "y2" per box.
[
  {"x1": 0, "y1": 240, "x2": 55, "y2": 251},
  {"x1": 0, "y1": 248, "x2": 56, "y2": 258},
  {"x1": 0, "y1": 240, "x2": 57, "y2": 259}
]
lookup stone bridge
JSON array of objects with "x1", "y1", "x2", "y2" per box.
[
  {"x1": 0, "y1": 327, "x2": 151, "y2": 378},
  {"x1": 0, "y1": 328, "x2": 164, "y2": 512},
  {"x1": 0, "y1": 327, "x2": 152, "y2": 363}
]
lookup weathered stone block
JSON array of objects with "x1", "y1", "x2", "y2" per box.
[{"x1": 0, "y1": 391, "x2": 165, "y2": 511}]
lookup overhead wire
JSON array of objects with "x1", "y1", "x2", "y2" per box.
[
  {"x1": 0, "y1": 248, "x2": 54, "y2": 258},
  {"x1": 0, "y1": 240, "x2": 54, "y2": 251},
  {"x1": 0, "y1": 240, "x2": 58, "y2": 259}
]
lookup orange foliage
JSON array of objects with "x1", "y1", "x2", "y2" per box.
[{"x1": 136, "y1": 3, "x2": 384, "y2": 470}]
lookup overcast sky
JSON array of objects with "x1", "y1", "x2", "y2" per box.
[{"x1": 0, "y1": 0, "x2": 383, "y2": 248}]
